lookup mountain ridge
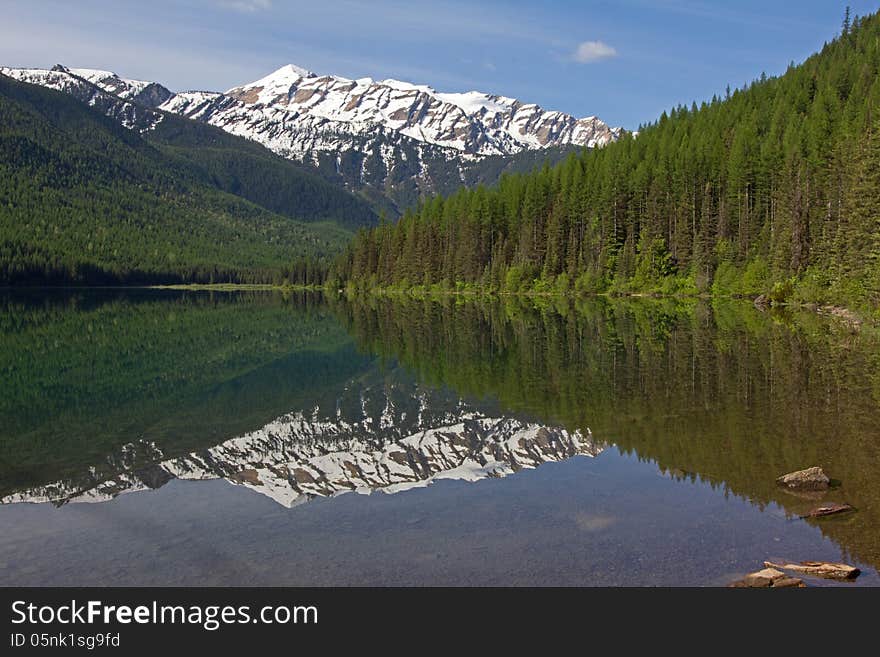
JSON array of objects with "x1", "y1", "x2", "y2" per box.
[
  {"x1": 217, "y1": 62, "x2": 622, "y2": 156},
  {"x1": 2, "y1": 63, "x2": 621, "y2": 214},
  {"x1": 0, "y1": 73, "x2": 366, "y2": 284}
]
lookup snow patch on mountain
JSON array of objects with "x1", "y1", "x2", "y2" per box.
[
  {"x1": 0, "y1": 65, "x2": 166, "y2": 132},
  {"x1": 2, "y1": 61, "x2": 623, "y2": 206}
]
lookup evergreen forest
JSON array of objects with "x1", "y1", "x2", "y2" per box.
[
  {"x1": 0, "y1": 74, "x2": 376, "y2": 285},
  {"x1": 335, "y1": 11, "x2": 880, "y2": 314}
]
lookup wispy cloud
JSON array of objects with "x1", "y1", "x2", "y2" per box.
[
  {"x1": 219, "y1": 0, "x2": 272, "y2": 13},
  {"x1": 572, "y1": 40, "x2": 617, "y2": 63}
]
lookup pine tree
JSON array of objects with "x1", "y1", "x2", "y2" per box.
[{"x1": 333, "y1": 11, "x2": 880, "y2": 309}]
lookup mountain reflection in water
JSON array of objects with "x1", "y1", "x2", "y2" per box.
[
  {"x1": 1, "y1": 289, "x2": 879, "y2": 584},
  {"x1": 2, "y1": 385, "x2": 599, "y2": 507}
]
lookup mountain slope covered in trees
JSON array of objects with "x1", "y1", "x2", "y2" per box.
[
  {"x1": 2, "y1": 65, "x2": 611, "y2": 220},
  {"x1": 145, "y1": 107, "x2": 379, "y2": 233},
  {"x1": 335, "y1": 11, "x2": 880, "y2": 312},
  {"x1": 0, "y1": 74, "x2": 375, "y2": 285}
]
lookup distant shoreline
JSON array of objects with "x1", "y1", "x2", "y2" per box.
[
  {"x1": 0, "y1": 283, "x2": 324, "y2": 292},
  {"x1": 3, "y1": 283, "x2": 875, "y2": 329},
  {"x1": 148, "y1": 283, "x2": 320, "y2": 291}
]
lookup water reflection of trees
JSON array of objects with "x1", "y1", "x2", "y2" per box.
[
  {"x1": 334, "y1": 295, "x2": 880, "y2": 570},
  {"x1": 0, "y1": 290, "x2": 362, "y2": 492}
]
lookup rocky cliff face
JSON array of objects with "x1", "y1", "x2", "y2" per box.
[{"x1": 206, "y1": 64, "x2": 620, "y2": 157}]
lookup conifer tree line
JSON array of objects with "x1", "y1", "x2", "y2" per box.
[
  {"x1": 334, "y1": 10, "x2": 880, "y2": 310},
  {"x1": 0, "y1": 73, "x2": 357, "y2": 286}
]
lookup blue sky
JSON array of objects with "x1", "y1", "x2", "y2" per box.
[{"x1": 1, "y1": 0, "x2": 877, "y2": 129}]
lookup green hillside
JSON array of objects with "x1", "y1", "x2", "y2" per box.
[
  {"x1": 336, "y1": 11, "x2": 880, "y2": 313},
  {"x1": 0, "y1": 74, "x2": 373, "y2": 285},
  {"x1": 143, "y1": 107, "x2": 377, "y2": 232}
]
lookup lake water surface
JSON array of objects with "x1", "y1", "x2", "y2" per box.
[{"x1": 1, "y1": 290, "x2": 878, "y2": 586}]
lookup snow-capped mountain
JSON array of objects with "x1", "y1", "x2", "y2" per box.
[
  {"x1": 1, "y1": 65, "x2": 166, "y2": 132},
  {"x1": 1, "y1": 381, "x2": 601, "y2": 509},
  {"x1": 0, "y1": 63, "x2": 622, "y2": 212},
  {"x1": 207, "y1": 63, "x2": 621, "y2": 156}
]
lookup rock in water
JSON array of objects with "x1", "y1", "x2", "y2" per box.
[
  {"x1": 801, "y1": 503, "x2": 854, "y2": 519},
  {"x1": 763, "y1": 560, "x2": 860, "y2": 580},
  {"x1": 775, "y1": 466, "x2": 830, "y2": 491},
  {"x1": 745, "y1": 568, "x2": 786, "y2": 587},
  {"x1": 772, "y1": 577, "x2": 806, "y2": 588},
  {"x1": 728, "y1": 568, "x2": 786, "y2": 588}
]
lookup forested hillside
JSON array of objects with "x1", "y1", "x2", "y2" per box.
[
  {"x1": 143, "y1": 105, "x2": 378, "y2": 232},
  {"x1": 306, "y1": 140, "x2": 586, "y2": 219},
  {"x1": 0, "y1": 74, "x2": 374, "y2": 285},
  {"x1": 335, "y1": 11, "x2": 880, "y2": 312}
]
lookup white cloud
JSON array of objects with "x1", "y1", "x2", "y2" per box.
[
  {"x1": 572, "y1": 40, "x2": 617, "y2": 63},
  {"x1": 220, "y1": 0, "x2": 272, "y2": 12}
]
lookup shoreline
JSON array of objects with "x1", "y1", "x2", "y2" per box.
[
  {"x1": 338, "y1": 286, "x2": 878, "y2": 330},
  {"x1": 148, "y1": 283, "x2": 321, "y2": 291},
  {"x1": 3, "y1": 283, "x2": 874, "y2": 328},
  {"x1": 0, "y1": 283, "x2": 320, "y2": 292}
]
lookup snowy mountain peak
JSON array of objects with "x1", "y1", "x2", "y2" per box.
[
  {"x1": 435, "y1": 90, "x2": 518, "y2": 115},
  {"x1": 278, "y1": 62, "x2": 315, "y2": 78},
  {"x1": 235, "y1": 62, "x2": 316, "y2": 91},
  {"x1": 378, "y1": 78, "x2": 435, "y2": 94},
  {"x1": 3, "y1": 61, "x2": 623, "y2": 207},
  {"x1": 0, "y1": 64, "x2": 168, "y2": 131},
  {"x1": 57, "y1": 66, "x2": 159, "y2": 101},
  {"x1": 214, "y1": 64, "x2": 623, "y2": 156}
]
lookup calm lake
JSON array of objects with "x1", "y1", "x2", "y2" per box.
[{"x1": 1, "y1": 289, "x2": 878, "y2": 586}]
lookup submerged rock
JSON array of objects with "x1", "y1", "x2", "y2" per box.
[
  {"x1": 775, "y1": 466, "x2": 830, "y2": 491},
  {"x1": 772, "y1": 577, "x2": 806, "y2": 588},
  {"x1": 744, "y1": 568, "x2": 785, "y2": 587},
  {"x1": 801, "y1": 502, "x2": 854, "y2": 519},
  {"x1": 728, "y1": 567, "x2": 804, "y2": 588},
  {"x1": 764, "y1": 560, "x2": 860, "y2": 580}
]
